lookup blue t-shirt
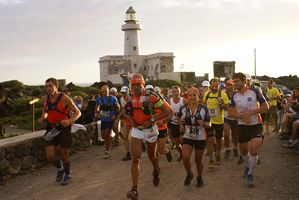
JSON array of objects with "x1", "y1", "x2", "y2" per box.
[{"x1": 96, "y1": 95, "x2": 118, "y2": 122}]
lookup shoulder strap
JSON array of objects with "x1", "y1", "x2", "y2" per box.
[{"x1": 205, "y1": 90, "x2": 212, "y2": 102}]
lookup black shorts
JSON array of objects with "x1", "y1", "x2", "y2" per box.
[
  {"x1": 168, "y1": 122, "x2": 181, "y2": 138},
  {"x1": 158, "y1": 129, "x2": 168, "y2": 139},
  {"x1": 224, "y1": 118, "x2": 238, "y2": 127},
  {"x1": 45, "y1": 125, "x2": 72, "y2": 148},
  {"x1": 206, "y1": 123, "x2": 224, "y2": 139},
  {"x1": 238, "y1": 124, "x2": 263, "y2": 143},
  {"x1": 101, "y1": 121, "x2": 113, "y2": 130},
  {"x1": 183, "y1": 138, "x2": 206, "y2": 150}
]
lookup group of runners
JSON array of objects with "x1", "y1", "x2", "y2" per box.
[{"x1": 39, "y1": 72, "x2": 277, "y2": 199}]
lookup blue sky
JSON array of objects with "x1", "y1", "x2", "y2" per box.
[{"x1": 1, "y1": 0, "x2": 299, "y2": 85}]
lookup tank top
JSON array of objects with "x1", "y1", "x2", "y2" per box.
[{"x1": 170, "y1": 97, "x2": 184, "y2": 124}]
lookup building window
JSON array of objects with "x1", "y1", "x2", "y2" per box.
[
  {"x1": 133, "y1": 46, "x2": 137, "y2": 51},
  {"x1": 161, "y1": 65, "x2": 166, "y2": 73},
  {"x1": 134, "y1": 64, "x2": 137, "y2": 69}
]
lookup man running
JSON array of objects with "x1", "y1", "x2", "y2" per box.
[
  {"x1": 124, "y1": 74, "x2": 172, "y2": 200},
  {"x1": 95, "y1": 84, "x2": 120, "y2": 159},
  {"x1": 203, "y1": 77, "x2": 229, "y2": 168},
  {"x1": 223, "y1": 79, "x2": 239, "y2": 159},
  {"x1": 39, "y1": 77, "x2": 81, "y2": 185},
  {"x1": 228, "y1": 72, "x2": 269, "y2": 187},
  {"x1": 168, "y1": 85, "x2": 187, "y2": 161}
]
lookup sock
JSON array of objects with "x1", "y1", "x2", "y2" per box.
[
  {"x1": 242, "y1": 153, "x2": 250, "y2": 168},
  {"x1": 248, "y1": 155, "x2": 258, "y2": 175},
  {"x1": 63, "y1": 162, "x2": 70, "y2": 175}
]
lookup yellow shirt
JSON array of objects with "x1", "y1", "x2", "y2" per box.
[
  {"x1": 266, "y1": 87, "x2": 280, "y2": 106},
  {"x1": 203, "y1": 89, "x2": 229, "y2": 124}
]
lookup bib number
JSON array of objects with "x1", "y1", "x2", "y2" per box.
[
  {"x1": 144, "y1": 125, "x2": 159, "y2": 139},
  {"x1": 209, "y1": 109, "x2": 218, "y2": 117},
  {"x1": 100, "y1": 110, "x2": 110, "y2": 118}
]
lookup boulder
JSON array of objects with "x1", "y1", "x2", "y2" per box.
[
  {"x1": 7, "y1": 158, "x2": 22, "y2": 175},
  {"x1": 22, "y1": 156, "x2": 36, "y2": 170},
  {"x1": 0, "y1": 159, "x2": 9, "y2": 170},
  {"x1": 15, "y1": 143, "x2": 27, "y2": 158},
  {"x1": 0, "y1": 148, "x2": 5, "y2": 160}
]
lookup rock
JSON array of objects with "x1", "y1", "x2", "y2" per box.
[
  {"x1": 5, "y1": 146, "x2": 15, "y2": 154},
  {"x1": 7, "y1": 158, "x2": 22, "y2": 175},
  {"x1": 15, "y1": 143, "x2": 27, "y2": 158},
  {"x1": 0, "y1": 159, "x2": 9, "y2": 170},
  {"x1": 0, "y1": 148, "x2": 5, "y2": 160},
  {"x1": 22, "y1": 156, "x2": 36, "y2": 170},
  {"x1": 6, "y1": 153, "x2": 15, "y2": 161}
]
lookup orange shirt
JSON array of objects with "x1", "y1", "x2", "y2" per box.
[
  {"x1": 131, "y1": 91, "x2": 164, "y2": 126},
  {"x1": 45, "y1": 94, "x2": 69, "y2": 124}
]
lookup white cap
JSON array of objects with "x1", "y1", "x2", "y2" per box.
[
  {"x1": 154, "y1": 86, "x2": 161, "y2": 93},
  {"x1": 110, "y1": 87, "x2": 117, "y2": 93},
  {"x1": 201, "y1": 80, "x2": 210, "y2": 87},
  {"x1": 145, "y1": 85, "x2": 154, "y2": 90},
  {"x1": 245, "y1": 73, "x2": 251, "y2": 80},
  {"x1": 120, "y1": 86, "x2": 128, "y2": 93}
]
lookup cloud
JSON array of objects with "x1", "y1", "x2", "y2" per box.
[{"x1": 0, "y1": 0, "x2": 23, "y2": 5}]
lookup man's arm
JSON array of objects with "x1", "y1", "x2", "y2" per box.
[
  {"x1": 61, "y1": 95, "x2": 81, "y2": 127},
  {"x1": 38, "y1": 96, "x2": 48, "y2": 124}
]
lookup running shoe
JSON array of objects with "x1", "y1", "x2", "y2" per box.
[
  {"x1": 237, "y1": 156, "x2": 244, "y2": 165},
  {"x1": 243, "y1": 167, "x2": 249, "y2": 178},
  {"x1": 55, "y1": 169, "x2": 64, "y2": 182},
  {"x1": 61, "y1": 174, "x2": 71, "y2": 186},
  {"x1": 171, "y1": 142, "x2": 176, "y2": 150},
  {"x1": 233, "y1": 149, "x2": 239, "y2": 157},
  {"x1": 196, "y1": 176, "x2": 204, "y2": 187},
  {"x1": 166, "y1": 147, "x2": 173, "y2": 162},
  {"x1": 224, "y1": 149, "x2": 231, "y2": 160},
  {"x1": 122, "y1": 152, "x2": 132, "y2": 161},
  {"x1": 208, "y1": 160, "x2": 215, "y2": 169},
  {"x1": 152, "y1": 166, "x2": 160, "y2": 187},
  {"x1": 127, "y1": 188, "x2": 138, "y2": 200},
  {"x1": 184, "y1": 171, "x2": 193, "y2": 186},
  {"x1": 103, "y1": 151, "x2": 110, "y2": 159},
  {"x1": 247, "y1": 174, "x2": 254, "y2": 187}
]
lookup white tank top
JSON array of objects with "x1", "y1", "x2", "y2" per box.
[{"x1": 170, "y1": 97, "x2": 184, "y2": 124}]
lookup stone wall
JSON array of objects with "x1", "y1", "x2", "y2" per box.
[{"x1": 0, "y1": 123, "x2": 97, "y2": 185}]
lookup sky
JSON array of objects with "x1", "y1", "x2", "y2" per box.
[{"x1": 1, "y1": 0, "x2": 299, "y2": 85}]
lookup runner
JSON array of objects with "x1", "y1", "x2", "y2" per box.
[
  {"x1": 110, "y1": 87, "x2": 121, "y2": 146},
  {"x1": 95, "y1": 84, "x2": 120, "y2": 159},
  {"x1": 156, "y1": 97, "x2": 173, "y2": 162},
  {"x1": 177, "y1": 87, "x2": 210, "y2": 187},
  {"x1": 203, "y1": 77, "x2": 229, "y2": 168},
  {"x1": 168, "y1": 85, "x2": 187, "y2": 161},
  {"x1": 39, "y1": 77, "x2": 81, "y2": 185},
  {"x1": 223, "y1": 79, "x2": 239, "y2": 159},
  {"x1": 119, "y1": 86, "x2": 133, "y2": 161},
  {"x1": 124, "y1": 74, "x2": 172, "y2": 200},
  {"x1": 228, "y1": 72, "x2": 269, "y2": 187},
  {"x1": 265, "y1": 80, "x2": 280, "y2": 134}
]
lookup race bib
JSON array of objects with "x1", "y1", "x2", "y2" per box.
[
  {"x1": 209, "y1": 109, "x2": 218, "y2": 117},
  {"x1": 144, "y1": 125, "x2": 159, "y2": 139},
  {"x1": 185, "y1": 126, "x2": 198, "y2": 139},
  {"x1": 100, "y1": 110, "x2": 110, "y2": 118}
]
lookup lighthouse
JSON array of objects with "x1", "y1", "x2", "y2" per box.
[
  {"x1": 121, "y1": 7, "x2": 142, "y2": 56},
  {"x1": 99, "y1": 7, "x2": 174, "y2": 84}
]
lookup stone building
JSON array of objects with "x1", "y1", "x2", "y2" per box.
[
  {"x1": 213, "y1": 61, "x2": 235, "y2": 78},
  {"x1": 98, "y1": 7, "x2": 175, "y2": 84}
]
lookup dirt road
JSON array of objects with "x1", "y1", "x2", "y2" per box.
[{"x1": 1, "y1": 133, "x2": 299, "y2": 200}]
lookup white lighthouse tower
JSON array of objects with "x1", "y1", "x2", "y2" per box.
[{"x1": 121, "y1": 7, "x2": 142, "y2": 56}]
